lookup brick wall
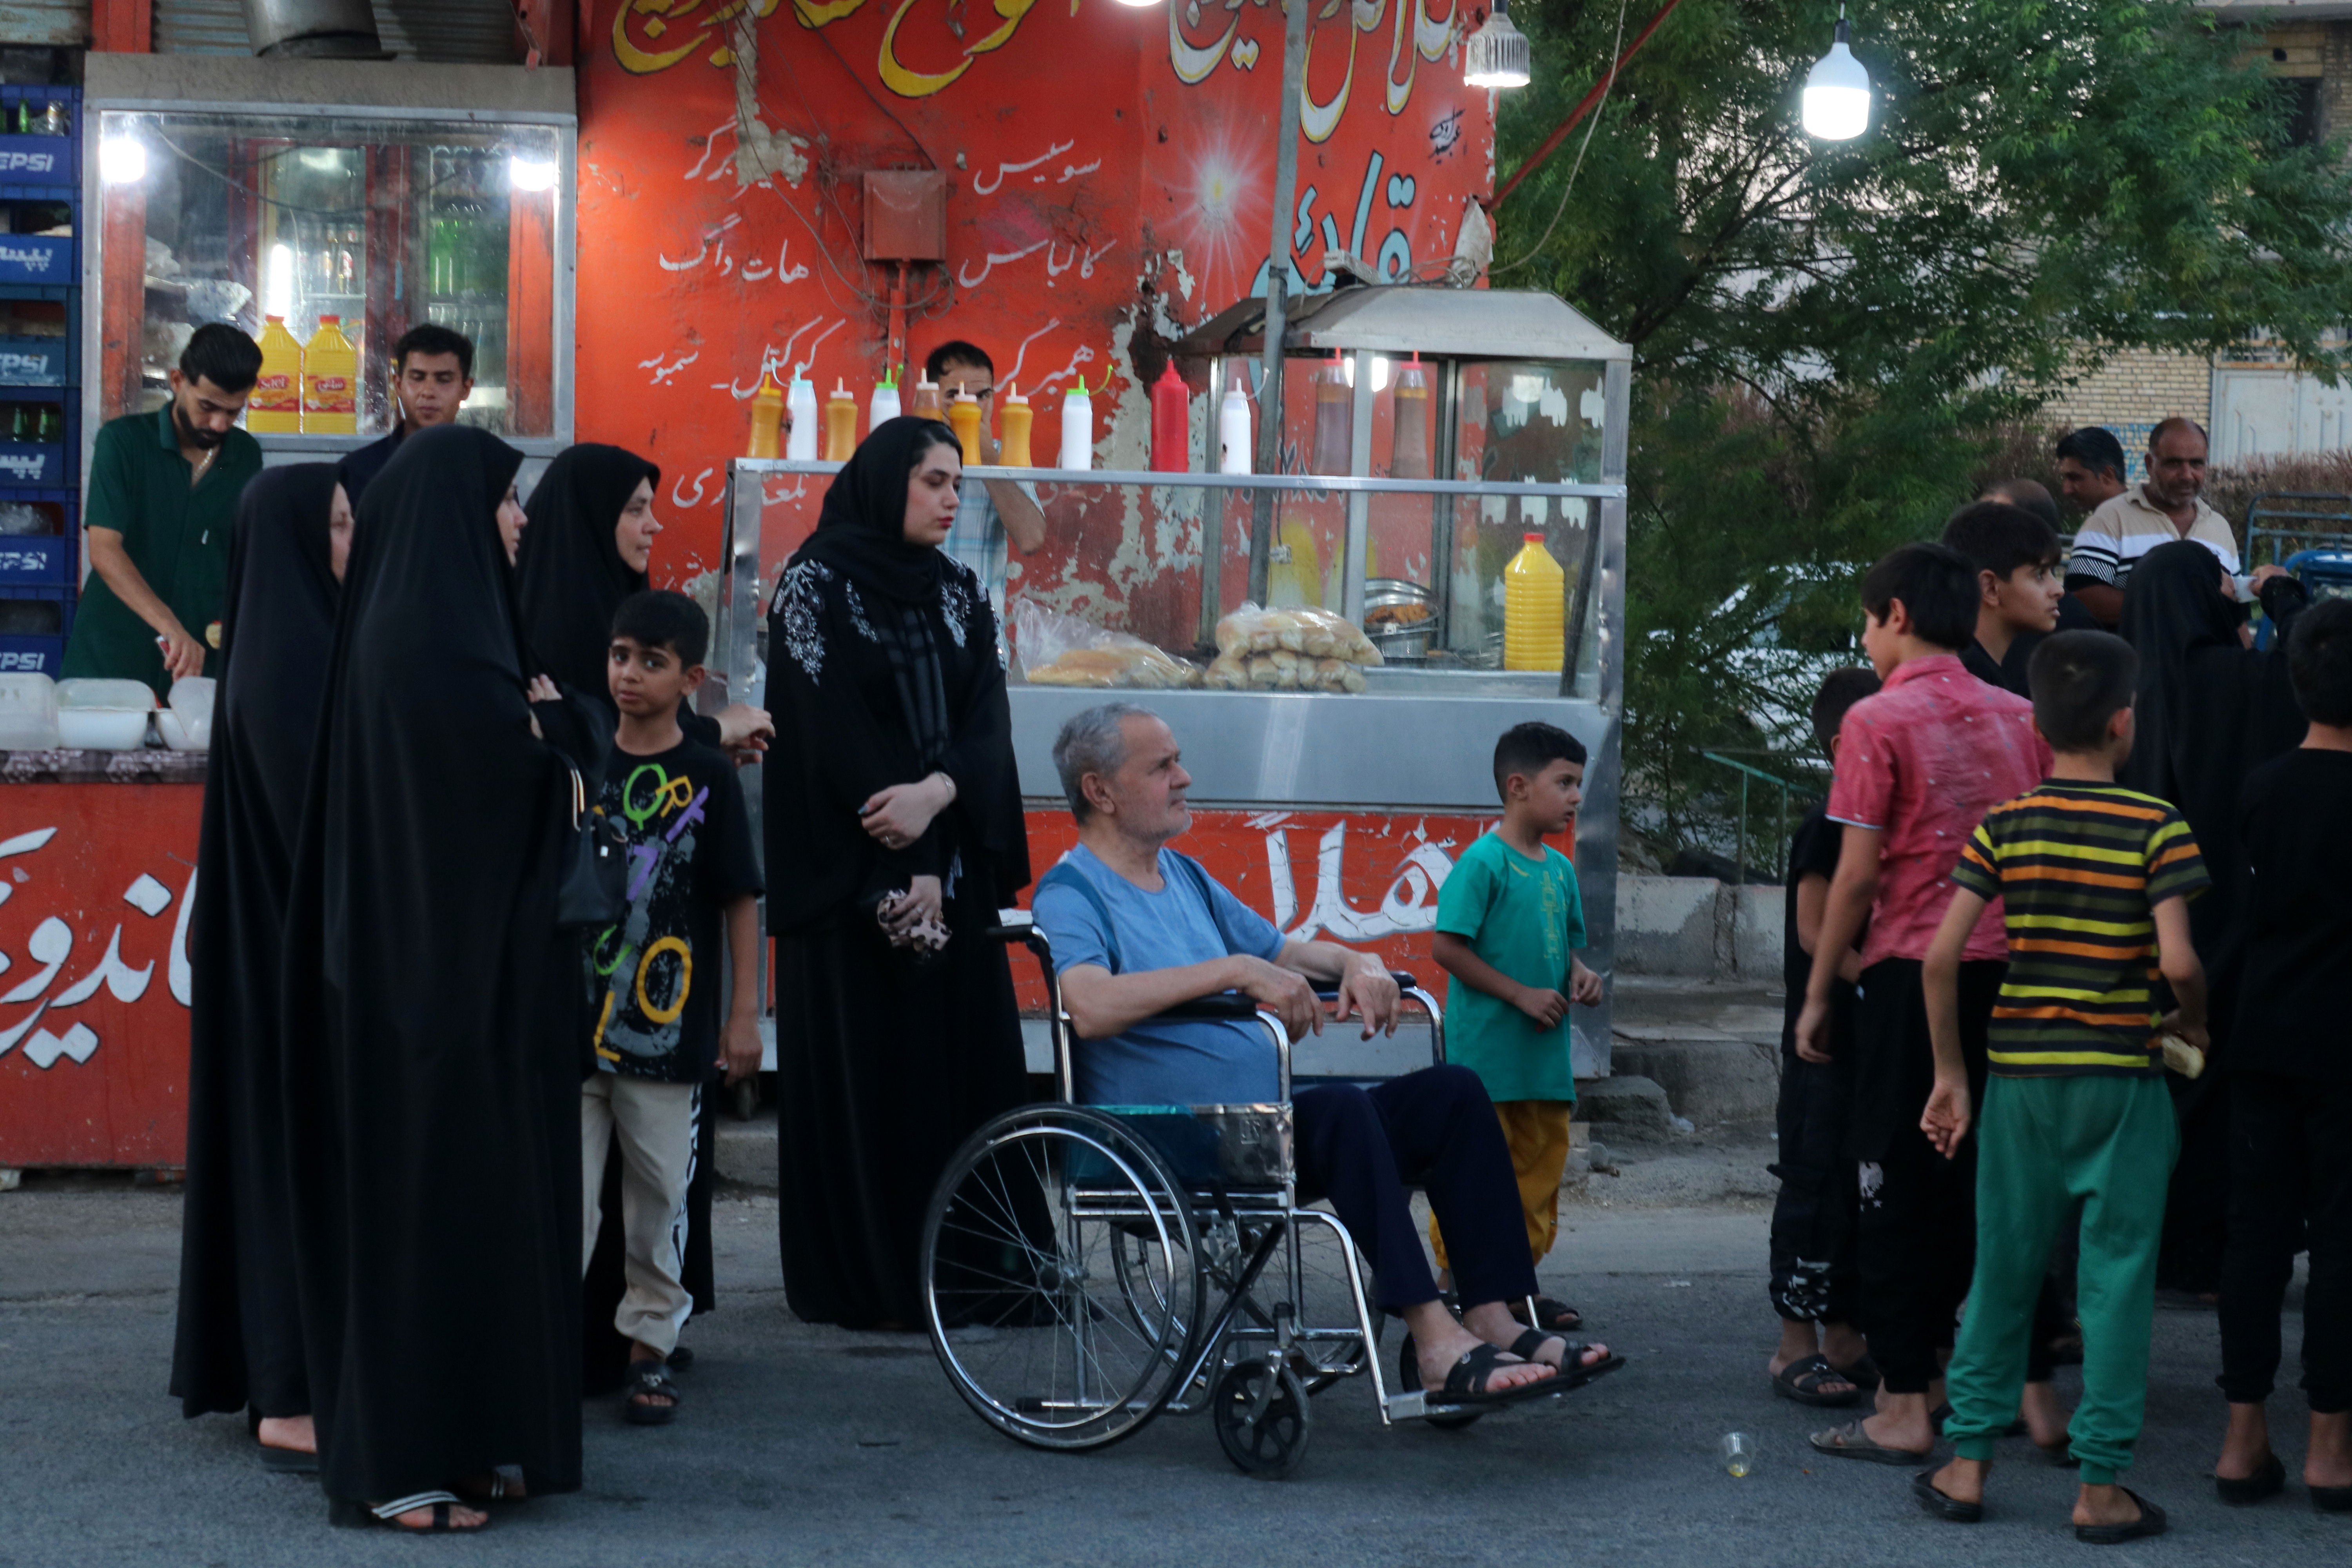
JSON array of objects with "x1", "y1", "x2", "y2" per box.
[{"x1": 2040, "y1": 349, "x2": 2214, "y2": 479}]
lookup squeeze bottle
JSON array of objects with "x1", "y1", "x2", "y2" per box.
[
  {"x1": 1149, "y1": 361, "x2": 1190, "y2": 472},
  {"x1": 1503, "y1": 531, "x2": 1566, "y2": 673},
  {"x1": 1390, "y1": 354, "x2": 1432, "y2": 479},
  {"x1": 248, "y1": 316, "x2": 303, "y2": 433},
  {"x1": 823, "y1": 379, "x2": 860, "y2": 462},
  {"x1": 1312, "y1": 352, "x2": 1352, "y2": 475},
  {"x1": 998, "y1": 382, "x2": 1033, "y2": 466},
  {"x1": 1217, "y1": 375, "x2": 1253, "y2": 475},
  {"x1": 300, "y1": 316, "x2": 358, "y2": 434},
  {"x1": 746, "y1": 370, "x2": 785, "y2": 459},
  {"x1": 786, "y1": 374, "x2": 819, "y2": 461},
  {"x1": 867, "y1": 371, "x2": 901, "y2": 431},
  {"x1": 1058, "y1": 377, "x2": 1093, "y2": 470},
  {"x1": 909, "y1": 376, "x2": 945, "y2": 421},
  {"x1": 949, "y1": 390, "x2": 984, "y2": 465}
]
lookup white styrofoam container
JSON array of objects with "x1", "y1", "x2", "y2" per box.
[
  {"x1": 156, "y1": 709, "x2": 210, "y2": 751},
  {"x1": 56, "y1": 677, "x2": 156, "y2": 711},
  {"x1": 0, "y1": 671, "x2": 61, "y2": 750},
  {"x1": 57, "y1": 708, "x2": 152, "y2": 750}
]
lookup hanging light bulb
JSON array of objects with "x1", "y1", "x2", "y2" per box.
[
  {"x1": 1464, "y1": 0, "x2": 1532, "y2": 91},
  {"x1": 1802, "y1": 6, "x2": 1871, "y2": 141}
]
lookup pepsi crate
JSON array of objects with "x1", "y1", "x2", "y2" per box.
[
  {"x1": 0, "y1": 441, "x2": 64, "y2": 485},
  {"x1": 0, "y1": 336, "x2": 69, "y2": 385},
  {"x1": 0, "y1": 234, "x2": 71, "y2": 286},
  {"x1": 0, "y1": 633, "x2": 61, "y2": 673},
  {"x1": 0, "y1": 136, "x2": 71, "y2": 191},
  {"x1": 0, "y1": 533, "x2": 66, "y2": 584},
  {"x1": 0, "y1": 581, "x2": 68, "y2": 637}
]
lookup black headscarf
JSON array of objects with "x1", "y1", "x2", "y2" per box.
[
  {"x1": 516, "y1": 443, "x2": 659, "y2": 700},
  {"x1": 170, "y1": 462, "x2": 341, "y2": 1424},
  {"x1": 279, "y1": 422, "x2": 603, "y2": 1505},
  {"x1": 794, "y1": 416, "x2": 957, "y2": 604}
]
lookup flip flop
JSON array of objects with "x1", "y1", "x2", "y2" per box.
[
  {"x1": 328, "y1": 1494, "x2": 490, "y2": 1533},
  {"x1": 2075, "y1": 1488, "x2": 2166, "y2": 1545},
  {"x1": 258, "y1": 1443, "x2": 318, "y2": 1475},
  {"x1": 1437, "y1": 1342, "x2": 1562, "y2": 1407},
  {"x1": 1810, "y1": 1419, "x2": 1931, "y2": 1467},
  {"x1": 1832, "y1": 1353, "x2": 1881, "y2": 1390},
  {"x1": 1773, "y1": 1353, "x2": 1863, "y2": 1408},
  {"x1": 1508, "y1": 1329, "x2": 1624, "y2": 1391},
  {"x1": 623, "y1": 1359, "x2": 680, "y2": 1426},
  {"x1": 1911, "y1": 1470, "x2": 1984, "y2": 1523},
  {"x1": 2215, "y1": 1453, "x2": 2283, "y2": 1505}
]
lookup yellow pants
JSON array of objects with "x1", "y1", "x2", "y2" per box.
[{"x1": 1430, "y1": 1099, "x2": 1573, "y2": 1272}]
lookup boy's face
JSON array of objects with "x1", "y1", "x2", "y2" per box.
[
  {"x1": 1860, "y1": 607, "x2": 1901, "y2": 678},
  {"x1": 608, "y1": 635, "x2": 704, "y2": 719},
  {"x1": 1988, "y1": 561, "x2": 2063, "y2": 635},
  {"x1": 1510, "y1": 758, "x2": 1584, "y2": 835}
]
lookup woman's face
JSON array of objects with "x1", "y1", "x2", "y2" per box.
[
  {"x1": 902, "y1": 441, "x2": 962, "y2": 547},
  {"x1": 497, "y1": 483, "x2": 527, "y2": 565},
  {"x1": 615, "y1": 477, "x2": 661, "y2": 572},
  {"x1": 328, "y1": 483, "x2": 354, "y2": 581}
]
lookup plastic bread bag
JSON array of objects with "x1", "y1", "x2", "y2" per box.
[
  {"x1": 1013, "y1": 598, "x2": 1201, "y2": 689},
  {"x1": 1214, "y1": 601, "x2": 1381, "y2": 666}
]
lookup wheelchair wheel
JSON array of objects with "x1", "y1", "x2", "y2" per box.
[
  {"x1": 1211, "y1": 1357, "x2": 1310, "y2": 1479},
  {"x1": 1395, "y1": 1334, "x2": 1483, "y2": 1430},
  {"x1": 923, "y1": 1105, "x2": 1203, "y2": 1451}
]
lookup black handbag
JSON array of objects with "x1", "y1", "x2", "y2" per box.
[{"x1": 556, "y1": 763, "x2": 630, "y2": 930}]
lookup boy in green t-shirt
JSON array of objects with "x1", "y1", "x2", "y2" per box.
[
  {"x1": 1914, "y1": 630, "x2": 2209, "y2": 1544},
  {"x1": 1428, "y1": 722, "x2": 1603, "y2": 1334}
]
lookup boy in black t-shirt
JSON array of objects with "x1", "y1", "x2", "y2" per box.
[
  {"x1": 582, "y1": 591, "x2": 763, "y2": 1426},
  {"x1": 1942, "y1": 500, "x2": 2065, "y2": 697},
  {"x1": 1766, "y1": 667, "x2": 1879, "y2": 1405},
  {"x1": 2213, "y1": 597, "x2": 2352, "y2": 1510}
]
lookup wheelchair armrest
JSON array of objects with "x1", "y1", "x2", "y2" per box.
[{"x1": 1152, "y1": 994, "x2": 1263, "y2": 1022}]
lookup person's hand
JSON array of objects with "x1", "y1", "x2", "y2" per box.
[
  {"x1": 1921, "y1": 1072, "x2": 1973, "y2": 1160},
  {"x1": 1568, "y1": 960, "x2": 1604, "y2": 1007},
  {"x1": 526, "y1": 675, "x2": 561, "y2": 703},
  {"x1": 1793, "y1": 994, "x2": 1834, "y2": 1064},
  {"x1": 2250, "y1": 563, "x2": 2290, "y2": 589},
  {"x1": 861, "y1": 774, "x2": 954, "y2": 851},
  {"x1": 158, "y1": 624, "x2": 205, "y2": 681},
  {"x1": 1332, "y1": 958, "x2": 1401, "y2": 1040},
  {"x1": 980, "y1": 432, "x2": 1002, "y2": 465},
  {"x1": 1229, "y1": 955, "x2": 1321, "y2": 1043},
  {"x1": 719, "y1": 1014, "x2": 763, "y2": 1087},
  {"x1": 882, "y1": 875, "x2": 944, "y2": 937},
  {"x1": 717, "y1": 703, "x2": 774, "y2": 764},
  {"x1": 1514, "y1": 986, "x2": 1569, "y2": 1028},
  {"x1": 2160, "y1": 1009, "x2": 2210, "y2": 1056}
]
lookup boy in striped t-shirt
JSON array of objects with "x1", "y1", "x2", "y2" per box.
[{"x1": 1913, "y1": 630, "x2": 2210, "y2": 1545}]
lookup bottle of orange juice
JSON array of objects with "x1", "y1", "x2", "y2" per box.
[
  {"x1": 822, "y1": 379, "x2": 860, "y2": 461},
  {"x1": 998, "y1": 382, "x2": 1033, "y2": 467},
  {"x1": 746, "y1": 369, "x2": 784, "y2": 459},
  {"x1": 301, "y1": 316, "x2": 358, "y2": 434},
  {"x1": 1504, "y1": 532, "x2": 1565, "y2": 672},
  {"x1": 248, "y1": 316, "x2": 303, "y2": 433}
]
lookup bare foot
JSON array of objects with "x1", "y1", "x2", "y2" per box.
[
  {"x1": 1399, "y1": 1301, "x2": 1552, "y2": 1396},
  {"x1": 1928, "y1": 1455, "x2": 1987, "y2": 1505},
  {"x1": 2216, "y1": 1401, "x2": 2273, "y2": 1482},
  {"x1": 2073, "y1": 1482, "x2": 2143, "y2": 1529},
  {"x1": 627, "y1": 1348, "x2": 675, "y2": 1414},
  {"x1": 1859, "y1": 1393, "x2": 1935, "y2": 1455},
  {"x1": 257, "y1": 1414, "x2": 316, "y2": 1455},
  {"x1": 1460, "y1": 1301, "x2": 1610, "y2": 1372},
  {"x1": 1767, "y1": 1319, "x2": 1822, "y2": 1381},
  {"x1": 2309, "y1": 1409, "x2": 2352, "y2": 1489}
]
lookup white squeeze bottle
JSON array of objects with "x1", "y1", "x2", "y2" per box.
[
  {"x1": 869, "y1": 370, "x2": 902, "y2": 430},
  {"x1": 1218, "y1": 374, "x2": 1253, "y2": 474},
  {"x1": 785, "y1": 373, "x2": 819, "y2": 461},
  {"x1": 1058, "y1": 376, "x2": 1094, "y2": 470}
]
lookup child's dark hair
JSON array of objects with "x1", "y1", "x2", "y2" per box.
[
  {"x1": 1942, "y1": 501, "x2": 2060, "y2": 580},
  {"x1": 2288, "y1": 598, "x2": 2352, "y2": 727},
  {"x1": 1810, "y1": 667, "x2": 1882, "y2": 752},
  {"x1": 611, "y1": 589, "x2": 709, "y2": 668},
  {"x1": 1492, "y1": 721, "x2": 1586, "y2": 801},
  {"x1": 2028, "y1": 629, "x2": 2137, "y2": 751},
  {"x1": 1860, "y1": 542, "x2": 1978, "y2": 652}
]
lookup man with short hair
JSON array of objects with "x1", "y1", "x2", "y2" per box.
[
  {"x1": 62, "y1": 324, "x2": 264, "y2": 694},
  {"x1": 2054, "y1": 426, "x2": 2130, "y2": 518},
  {"x1": 2066, "y1": 418, "x2": 2241, "y2": 628},
  {"x1": 335, "y1": 323, "x2": 476, "y2": 504},
  {"x1": 1029, "y1": 703, "x2": 1621, "y2": 1407},
  {"x1": 925, "y1": 340, "x2": 1046, "y2": 624}
]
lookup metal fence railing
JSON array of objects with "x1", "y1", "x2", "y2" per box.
[
  {"x1": 2246, "y1": 493, "x2": 2352, "y2": 566},
  {"x1": 1700, "y1": 750, "x2": 1826, "y2": 886}
]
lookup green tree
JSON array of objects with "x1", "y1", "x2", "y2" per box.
[{"x1": 1494, "y1": 0, "x2": 2352, "y2": 851}]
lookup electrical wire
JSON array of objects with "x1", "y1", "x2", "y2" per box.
[{"x1": 1491, "y1": 0, "x2": 1630, "y2": 276}]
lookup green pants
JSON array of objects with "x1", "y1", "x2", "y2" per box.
[{"x1": 1944, "y1": 1073, "x2": 2178, "y2": 1485}]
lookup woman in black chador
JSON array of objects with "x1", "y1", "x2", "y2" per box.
[
  {"x1": 279, "y1": 425, "x2": 610, "y2": 1533},
  {"x1": 765, "y1": 417, "x2": 1030, "y2": 1330},
  {"x1": 169, "y1": 464, "x2": 344, "y2": 1469},
  {"x1": 2120, "y1": 539, "x2": 2309, "y2": 1298}
]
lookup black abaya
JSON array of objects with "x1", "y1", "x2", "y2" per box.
[
  {"x1": 171, "y1": 464, "x2": 341, "y2": 1423},
  {"x1": 279, "y1": 425, "x2": 608, "y2": 1506},
  {"x1": 2119, "y1": 540, "x2": 2310, "y2": 1293},
  {"x1": 764, "y1": 418, "x2": 1031, "y2": 1328}
]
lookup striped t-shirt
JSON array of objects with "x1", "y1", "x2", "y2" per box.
[{"x1": 1951, "y1": 783, "x2": 2210, "y2": 1076}]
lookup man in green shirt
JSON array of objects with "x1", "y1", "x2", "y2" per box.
[{"x1": 64, "y1": 324, "x2": 265, "y2": 695}]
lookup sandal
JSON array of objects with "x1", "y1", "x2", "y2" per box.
[
  {"x1": 2075, "y1": 1488, "x2": 2166, "y2": 1545},
  {"x1": 1509, "y1": 1329, "x2": 1624, "y2": 1391},
  {"x1": 247, "y1": 1408, "x2": 319, "y2": 1474},
  {"x1": 1773, "y1": 1353, "x2": 1863, "y2": 1408},
  {"x1": 666, "y1": 1344, "x2": 695, "y2": 1374},
  {"x1": 1437, "y1": 1342, "x2": 1561, "y2": 1407},
  {"x1": 624, "y1": 1358, "x2": 680, "y2": 1426},
  {"x1": 1512, "y1": 1295, "x2": 1583, "y2": 1334},
  {"x1": 1911, "y1": 1469, "x2": 1984, "y2": 1523},
  {"x1": 2214, "y1": 1453, "x2": 2283, "y2": 1505},
  {"x1": 327, "y1": 1493, "x2": 488, "y2": 1533},
  {"x1": 1809, "y1": 1418, "x2": 1931, "y2": 1466}
]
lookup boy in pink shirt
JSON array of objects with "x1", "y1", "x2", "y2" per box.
[{"x1": 1797, "y1": 542, "x2": 2051, "y2": 1465}]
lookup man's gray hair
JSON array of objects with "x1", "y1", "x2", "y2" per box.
[{"x1": 1053, "y1": 702, "x2": 1158, "y2": 821}]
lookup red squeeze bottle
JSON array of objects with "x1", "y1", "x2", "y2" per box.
[{"x1": 1150, "y1": 361, "x2": 1191, "y2": 472}]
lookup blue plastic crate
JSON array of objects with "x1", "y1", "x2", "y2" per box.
[
  {"x1": 0, "y1": 234, "x2": 70, "y2": 286},
  {"x1": 0, "y1": 336, "x2": 69, "y2": 385},
  {"x1": 0, "y1": 441, "x2": 63, "y2": 485},
  {"x1": 0, "y1": 633, "x2": 62, "y2": 673},
  {"x1": 0, "y1": 534, "x2": 65, "y2": 584},
  {"x1": 0, "y1": 136, "x2": 71, "y2": 188}
]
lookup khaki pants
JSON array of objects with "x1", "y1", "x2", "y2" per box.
[
  {"x1": 581, "y1": 1074, "x2": 701, "y2": 1357},
  {"x1": 1429, "y1": 1099, "x2": 1574, "y2": 1271}
]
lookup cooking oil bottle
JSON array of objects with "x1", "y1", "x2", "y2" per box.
[
  {"x1": 300, "y1": 316, "x2": 358, "y2": 434},
  {"x1": 248, "y1": 316, "x2": 303, "y2": 433},
  {"x1": 1504, "y1": 531, "x2": 1565, "y2": 672}
]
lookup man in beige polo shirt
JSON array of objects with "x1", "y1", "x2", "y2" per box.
[{"x1": 2063, "y1": 417, "x2": 2242, "y2": 627}]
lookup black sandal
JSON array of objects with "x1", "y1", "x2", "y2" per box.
[
  {"x1": 1512, "y1": 1294, "x2": 1583, "y2": 1333},
  {"x1": 1438, "y1": 1343, "x2": 1561, "y2": 1407},
  {"x1": 624, "y1": 1358, "x2": 680, "y2": 1426},
  {"x1": 1773, "y1": 1353, "x2": 1863, "y2": 1408},
  {"x1": 328, "y1": 1493, "x2": 489, "y2": 1533},
  {"x1": 1509, "y1": 1329, "x2": 1624, "y2": 1390},
  {"x1": 2075, "y1": 1488, "x2": 2166, "y2": 1545}
]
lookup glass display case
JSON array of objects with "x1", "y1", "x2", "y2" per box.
[{"x1": 85, "y1": 108, "x2": 567, "y2": 444}]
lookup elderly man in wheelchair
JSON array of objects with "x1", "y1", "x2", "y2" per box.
[{"x1": 1026, "y1": 702, "x2": 1618, "y2": 1410}]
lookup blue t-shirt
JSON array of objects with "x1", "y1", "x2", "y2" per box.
[{"x1": 1031, "y1": 843, "x2": 1289, "y2": 1105}]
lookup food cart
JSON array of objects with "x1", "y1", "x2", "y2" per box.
[{"x1": 717, "y1": 285, "x2": 1632, "y2": 1078}]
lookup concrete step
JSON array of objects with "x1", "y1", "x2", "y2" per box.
[{"x1": 1605, "y1": 975, "x2": 1787, "y2": 1126}]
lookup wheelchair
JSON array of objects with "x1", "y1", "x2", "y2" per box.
[{"x1": 920, "y1": 911, "x2": 1584, "y2": 1478}]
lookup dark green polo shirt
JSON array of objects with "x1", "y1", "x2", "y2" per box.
[{"x1": 62, "y1": 407, "x2": 263, "y2": 697}]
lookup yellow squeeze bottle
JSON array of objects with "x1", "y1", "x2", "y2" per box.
[
  {"x1": 1504, "y1": 532, "x2": 1566, "y2": 672},
  {"x1": 823, "y1": 379, "x2": 860, "y2": 462},
  {"x1": 949, "y1": 390, "x2": 982, "y2": 465},
  {"x1": 998, "y1": 382, "x2": 1033, "y2": 467},
  {"x1": 247, "y1": 316, "x2": 303, "y2": 433},
  {"x1": 746, "y1": 369, "x2": 784, "y2": 459},
  {"x1": 301, "y1": 316, "x2": 358, "y2": 434}
]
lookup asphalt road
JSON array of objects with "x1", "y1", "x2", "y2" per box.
[{"x1": 0, "y1": 1169, "x2": 2336, "y2": 1568}]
